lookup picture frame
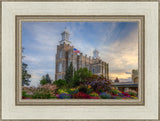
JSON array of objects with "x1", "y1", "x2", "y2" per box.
[
  {"x1": 1, "y1": 0, "x2": 159, "y2": 120},
  {"x1": 16, "y1": 15, "x2": 144, "y2": 106}
]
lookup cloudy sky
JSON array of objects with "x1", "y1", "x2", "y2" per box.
[{"x1": 22, "y1": 22, "x2": 138, "y2": 87}]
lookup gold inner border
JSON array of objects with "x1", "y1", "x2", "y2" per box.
[{"x1": 15, "y1": 15, "x2": 145, "y2": 106}]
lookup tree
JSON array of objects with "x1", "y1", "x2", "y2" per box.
[
  {"x1": 114, "y1": 77, "x2": 119, "y2": 83},
  {"x1": 40, "y1": 74, "x2": 52, "y2": 86},
  {"x1": 53, "y1": 79, "x2": 67, "y2": 88},
  {"x1": 22, "y1": 63, "x2": 31, "y2": 86},
  {"x1": 45, "y1": 74, "x2": 52, "y2": 84},
  {"x1": 40, "y1": 76, "x2": 47, "y2": 85},
  {"x1": 64, "y1": 62, "x2": 73, "y2": 83},
  {"x1": 73, "y1": 67, "x2": 92, "y2": 81},
  {"x1": 22, "y1": 48, "x2": 31, "y2": 86},
  {"x1": 71, "y1": 67, "x2": 92, "y2": 87}
]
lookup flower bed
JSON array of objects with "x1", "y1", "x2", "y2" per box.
[{"x1": 22, "y1": 84, "x2": 138, "y2": 99}]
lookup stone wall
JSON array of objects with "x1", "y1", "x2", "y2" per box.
[{"x1": 55, "y1": 43, "x2": 109, "y2": 80}]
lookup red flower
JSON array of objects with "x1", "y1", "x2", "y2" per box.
[
  {"x1": 111, "y1": 93, "x2": 118, "y2": 96},
  {"x1": 89, "y1": 96, "x2": 100, "y2": 99},
  {"x1": 73, "y1": 92, "x2": 92, "y2": 99},
  {"x1": 122, "y1": 92, "x2": 131, "y2": 97}
]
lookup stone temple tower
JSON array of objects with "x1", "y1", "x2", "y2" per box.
[
  {"x1": 55, "y1": 28, "x2": 109, "y2": 81},
  {"x1": 59, "y1": 27, "x2": 71, "y2": 45},
  {"x1": 93, "y1": 49, "x2": 99, "y2": 59},
  {"x1": 91, "y1": 49, "x2": 109, "y2": 78},
  {"x1": 55, "y1": 28, "x2": 72, "y2": 80}
]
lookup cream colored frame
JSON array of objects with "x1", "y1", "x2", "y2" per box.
[{"x1": 2, "y1": 0, "x2": 158, "y2": 120}]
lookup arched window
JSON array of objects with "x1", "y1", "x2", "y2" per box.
[
  {"x1": 59, "y1": 51, "x2": 62, "y2": 58},
  {"x1": 68, "y1": 51, "x2": 72, "y2": 58},
  {"x1": 58, "y1": 75, "x2": 61, "y2": 80},
  {"x1": 72, "y1": 60, "x2": 77, "y2": 70},
  {"x1": 68, "y1": 60, "x2": 71, "y2": 67},
  {"x1": 103, "y1": 67, "x2": 105, "y2": 75},
  {"x1": 68, "y1": 60, "x2": 73, "y2": 67},
  {"x1": 59, "y1": 63, "x2": 62, "y2": 72},
  {"x1": 83, "y1": 63, "x2": 85, "y2": 68},
  {"x1": 92, "y1": 68, "x2": 95, "y2": 73}
]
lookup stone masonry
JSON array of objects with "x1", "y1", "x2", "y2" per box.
[{"x1": 55, "y1": 28, "x2": 109, "y2": 80}]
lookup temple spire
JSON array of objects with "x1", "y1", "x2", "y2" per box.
[
  {"x1": 93, "y1": 49, "x2": 99, "y2": 59},
  {"x1": 59, "y1": 27, "x2": 71, "y2": 44}
]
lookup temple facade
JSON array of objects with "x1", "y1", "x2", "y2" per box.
[{"x1": 55, "y1": 28, "x2": 109, "y2": 80}]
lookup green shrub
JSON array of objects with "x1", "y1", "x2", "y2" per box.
[
  {"x1": 78, "y1": 85, "x2": 88, "y2": 93},
  {"x1": 66, "y1": 88, "x2": 79, "y2": 95},
  {"x1": 110, "y1": 88, "x2": 119, "y2": 95},
  {"x1": 53, "y1": 79, "x2": 67, "y2": 88},
  {"x1": 48, "y1": 96, "x2": 57, "y2": 99},
  {"x1": 71, "y1": 68, "x2": 93, "y2": 87},
  {"x1": 32, "y1": 90, "x2": 51, "y2": 99},
  {"x1": 87, "y1": 88, "x2": 93, "y2": 94},
  {"x1": 22, "y1": 91, "x2": 27, "y2": 97},
  {"x1": 81, "y1": 75, "x2": 112, "y2": 93},
  {"x1": 113, "y1": 96, "x2": 123, "y2": 99},
  {"x1": 128, "y1": 91, "x2": 137, "y2": 96},
  {"x1": 31, "y1": 84, "x2": 57, "y2": 99},
  {"x1": 22, "y1": 90, "x2": 32, "y2": 98},
  {"x1": 78, "y1": 85, "x2": 93, "y2": 94}
]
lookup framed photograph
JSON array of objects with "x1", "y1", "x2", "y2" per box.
[
  {"x1": 1, "y1": 0, "x2": 159, "y2": 120},
  {"x1": 16, "y1": 15, "x2": 144, "y2": 106}
]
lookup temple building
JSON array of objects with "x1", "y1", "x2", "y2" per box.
[{"x1": 55, "y1": 28, "x2": 109, "y2": 80}]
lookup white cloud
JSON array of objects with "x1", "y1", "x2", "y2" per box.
[{"x1": 98, "y1": 28, "x2": 138, "y2": 81}]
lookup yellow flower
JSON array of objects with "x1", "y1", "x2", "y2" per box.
[
  {"x1": 119, "y1": 91, "x2": 122, "y2": 93},
  {"x1": 58, "y1": 89, "x2": 68, "y2": 94},
  {"x1": 133, "y1": 97, "x2": 138, "y2": 99},
  {"x1": 70, "y1": 88, "x2": 75, "y2": 91},
  {"x1": 90, "y1": 92, "x2": 99, "y2": 97}
]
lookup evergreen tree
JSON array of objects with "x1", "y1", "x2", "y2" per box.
[
  {"x1": 40, "y1": 74, "x2": 52, "y2": 85},
  {"x1": 45, "y1": 73, "x2": 52, "y2": 84},
  {"x1": 71, "y1": 67, "x2": 92, "y2": 87},
  {"x1": 65, "y1": 62, "x2": 73, "y2": 83},
  {"x1": 22, "y1": 48, "x2": 31, "y2": 86},
  {"x1": 40, "y1": 76, "x2": 47, "y2": 85},
  {"x1": 78, "y1": 67, "x2": 92, "y2": 81},
  {"x1": 22, "y1": 62, "x2": 31, "y2": 86}
]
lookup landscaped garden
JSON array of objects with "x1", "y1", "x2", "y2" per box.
[
  {"x1": 22, "y1": 83, "x2": 138, "y2": 99},
  {"x1": 22, "y1": 63, "x2": 138, "y2": 99}
]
